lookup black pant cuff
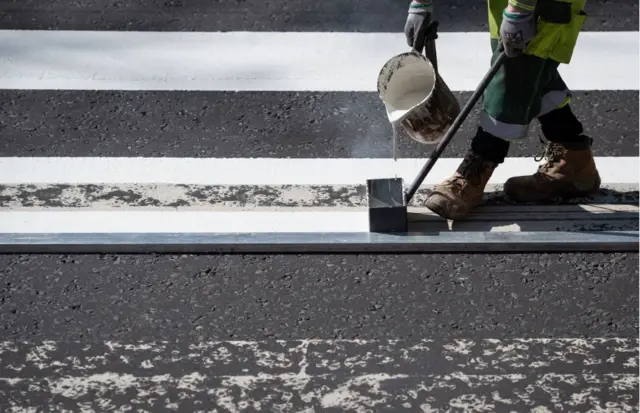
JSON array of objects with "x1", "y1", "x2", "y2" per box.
[
  {"x1": 470, "y1": 128, "x2": 510, "y2": 164},
  {"x1": 538, "y1": 104, "x2": 589, "y2": 143}
]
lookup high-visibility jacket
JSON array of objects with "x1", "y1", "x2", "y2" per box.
[{"x1": 488, "y1": 0, "x2": 588, "y2": 64}]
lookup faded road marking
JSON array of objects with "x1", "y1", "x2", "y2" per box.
[
  {"x1": 1, "y1": 373, "x2": 637, "y2": 413},
  {"x1": 1, "y1": 183, "x2": 638, "y2": 209},
  {"x1": 0, "y1": 339, "x2": 637, "y2": 412}
]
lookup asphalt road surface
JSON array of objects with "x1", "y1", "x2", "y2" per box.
[
  {"x1": 0, "y1": 0, "x2": 638, "y2": 412},
  {"x1": 0, "y1": 253, "x2": 638, "y2": 411}
]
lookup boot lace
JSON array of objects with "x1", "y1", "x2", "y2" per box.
[
  {"x1": 533, "y1": 135, "x2": 565, "y2": 173},
  {"x1": 451, "y1": 153, "x2": 490, "y2": 188}
]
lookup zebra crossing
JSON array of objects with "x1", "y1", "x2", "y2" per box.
[
  {"x1": 0, "y1": 0, "x2": 638, "y2": 411},
  {"x1": 0, "y1": 27, "x2": 638, "y2": 252}
]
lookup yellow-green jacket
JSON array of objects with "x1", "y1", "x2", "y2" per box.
[{"x1": 488, "y1": 0, "x2": 588, "y2": 64}]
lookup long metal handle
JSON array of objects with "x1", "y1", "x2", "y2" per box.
[{"x1": 404, "y1": 51, "x2": 508, "y2": 204}]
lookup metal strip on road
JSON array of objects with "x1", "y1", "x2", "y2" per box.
[{"x1": 1, "y1": 230, "x2": 638, "y2": 254}]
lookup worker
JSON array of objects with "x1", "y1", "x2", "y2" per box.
[{"x1": 405, "y1": 0, "x2": 601, "y2": 220}]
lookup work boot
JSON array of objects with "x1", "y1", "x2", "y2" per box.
[
  {"x1": 503, "y1": 138, "x2": 601, "y2": 202},
  {"x1": 424, "y1": 151, "x2": 498, "y2": 220}
]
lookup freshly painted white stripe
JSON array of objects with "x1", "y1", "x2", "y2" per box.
[
  {"x1": 0, "y1": 211, "x2": 369, "y2": 233},
  {"x1": 1, "y1": 156, "x2": 637, "y2": 185},
  {"x1": 1, "y1": 206, "x2": 637, "y2": 234},
  {"x1": 0, "y1": 31, "x2": 636, "y2": 91}
]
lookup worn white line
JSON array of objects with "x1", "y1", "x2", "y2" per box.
[
  {"x1": 1, "y1": 183, "x2": 636, "y2": 210},
  {"x1": 0, "y1": 373, "x2": 636, "y2": 381},
  {"x1": 0, "y1": 339, "x2": 637, "y2": 412},
  {"x1": 0, "y1": 180, "x2": 636, "y2": 211},
  {"x1": 1, "y1": 374, "x2": 636, "y2": 413},
  {"x1": 0, "y1": 31, "x2": 636, "y2": 91},
  {"x1": 1, "y1": 338, "x2": 636, "y2": 371},
  {"x1": 1, "y1": 156, "x2": 637, "y2": 185}
]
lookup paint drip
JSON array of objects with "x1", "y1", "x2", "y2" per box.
[{"x1": 391, "y1": 123, "x2": 399, "y2": 178}]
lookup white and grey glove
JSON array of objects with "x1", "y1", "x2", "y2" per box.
[
  {"x1": 499, "y1": 8, "x2": 537, "y2": 57},
  {"x1": 405, "y1": 0, "x2": 432, "y2": 51}
]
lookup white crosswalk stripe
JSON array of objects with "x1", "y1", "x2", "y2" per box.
[{"x1": 0, "y1": 31, "x2": 636, "y2": 91}]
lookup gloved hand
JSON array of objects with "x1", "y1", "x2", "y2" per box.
[
  {"x1": 499, "y1": 7, "x2": 537, "y2": 57},
  {"x1": 405, "y1": 0, "x2": 432, "y2": 50}
]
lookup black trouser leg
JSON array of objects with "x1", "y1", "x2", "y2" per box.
[
  {"x1": 469, "y1": 104, "x2": 591, "y2": 163},
  {"x1": 470, "y1": 127, "x2": 511, "y2": 164},
  {"x1": 537, "y1": 104, "x2": 592, "y2": 150}
]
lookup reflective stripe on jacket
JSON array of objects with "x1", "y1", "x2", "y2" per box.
[{"x1": 488, "y1": 0, "x2": 588, "y2": 64}]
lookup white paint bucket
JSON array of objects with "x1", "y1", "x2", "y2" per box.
[{"x1": 377, "y1": 51, "x2": 461, "y2": 145}]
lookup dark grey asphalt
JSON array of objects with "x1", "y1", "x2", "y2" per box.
[
  {"x1": 2, "y1": 90, "x2": 637, "y2": 158},
  {"x1": 1, "y1": 253, "x2": 637, "y2": 341},
  {"x1": 0, "y1": 0, "x2": 636, "y2": 31}
]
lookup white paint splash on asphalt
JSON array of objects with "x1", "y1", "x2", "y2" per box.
[
  {"x1": 0, "y1": 338, "x2": 637, "y2": 412},
  {"x1": 2, "y1": 373, "x2": 636, "y2": 412}
]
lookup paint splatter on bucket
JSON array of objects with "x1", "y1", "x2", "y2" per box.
[{"x1": 377, "y1": 50, "x2": 461, "y2": 145}]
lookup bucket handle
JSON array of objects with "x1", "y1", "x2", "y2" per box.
[{"x1": 411, "y1": 19, "x2": 440, "y2": 74}]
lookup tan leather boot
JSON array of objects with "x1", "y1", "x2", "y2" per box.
[
  {"x1": 424, "y1": 151, "x2": 498, "y2": 220},
  {"x1": 504, "y1": 140, "x2": 601, "y2": 202}
]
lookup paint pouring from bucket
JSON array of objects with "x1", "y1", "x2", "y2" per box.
[
  {"x1": 392, "y1": 123, "x2": 399, "y2": 164},
  {"x1": 367, "y1": 20, "x2": 508, "y2": 233}
]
